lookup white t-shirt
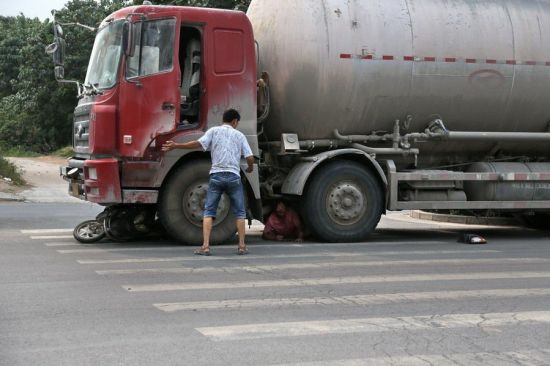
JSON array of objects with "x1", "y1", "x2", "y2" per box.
[{"x1": 198, "y1": 124, "x2": 253, "y2": 176}]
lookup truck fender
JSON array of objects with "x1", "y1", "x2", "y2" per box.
[
  {"x1": 281, "y1": 149, "x2": 388, "y2": 196},
  {"x1": 240, "y1": 163, "x2": 261, "y2": 199}
]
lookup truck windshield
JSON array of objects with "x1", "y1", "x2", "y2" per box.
[{"x1": 84, "y1": 21, "x2": 124, "y2": 90}]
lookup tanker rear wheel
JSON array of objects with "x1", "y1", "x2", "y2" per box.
[
  {"x1": 159, "y1": 160, "x2": 236, "y2": 245},
  {"x1": 303, "y1": 161, "x2": 383, "y2": 242}
]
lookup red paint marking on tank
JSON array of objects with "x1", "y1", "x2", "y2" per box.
[
  {"x1": 339, "y1": 54, "x2": 550, "y2": 66},
  {"x1": 515, "y1": 173, "x2": 528, "y2": 180}
]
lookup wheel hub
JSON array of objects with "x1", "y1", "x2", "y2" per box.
[
  {"x1": 327, "y1": 182, "x2": 367, "y2": 225},
  {"x1": 183, "y1": 181, "x2": 230, "y2": 227}
]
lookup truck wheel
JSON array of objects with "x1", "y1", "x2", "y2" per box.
[
  {"x1": 303, "y1": 161, "x2": 384, "y2": 242},
  {"x1": 159, "y1": 160, "x2": 236, "y2": 245}
]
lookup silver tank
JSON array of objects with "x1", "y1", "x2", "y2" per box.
[{"x1": 247, "y1": 0, "x2": 550, "y2": 163}]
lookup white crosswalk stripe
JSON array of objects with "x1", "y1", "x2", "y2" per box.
[
  {"x1": 30, "y1": 235, "x2": 73, "y2": 240},
  {"x1": 153, "y1": 288, "x2": 550, "y2": 312},
  {"x1": 124, "y1": 271, "x2": 550, "y2": 293},
  {"x1": 45, "y1": 242, "x2": 81, "y2": 247},
  {"x1": 196, "y1": 311, "x2": 550, "y2": 341},
  {"x1": 271, "y1": 349, "x2": 550, "y2": 366},
  {"x1": 96, "y1": 257, "x2": 550, "y2": 275},
  {"x1": 78, "y1": 249, "x2": 500, "y2": 264},
  {"x1": 21, "y1": 229, "x2": 73, "y2": 234},
  {"x1": 56, "y1": 241, "x2": 452, "y2": 253}
]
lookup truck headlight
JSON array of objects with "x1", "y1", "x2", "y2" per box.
[{"x1": 88, "y1": 167, "x2": 97, "y2": 180}]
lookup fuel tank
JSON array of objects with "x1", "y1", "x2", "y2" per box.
[{"x1": 247, "y1": 0, "x2": 550, "y2": 162}]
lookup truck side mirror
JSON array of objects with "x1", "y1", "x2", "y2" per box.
[
  {"x1": 45, "y1": 21, "x2": 66, "y2": 69},
  {"x1": 122, "y1": 21, "x2": 135, "y2": 57},
  {"x1": 54, "y1": 66, "x2": 65, "y2": 80}
]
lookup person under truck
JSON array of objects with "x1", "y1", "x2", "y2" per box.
[
  {"x1": 262, "y1": 201, "x2": 305, "y2": 242},
  {"x1": 162, "y1": 109, "x2": 254, "y2": 255}
]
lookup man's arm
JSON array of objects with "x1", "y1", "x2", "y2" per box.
[
  {"x1": 262, "y1": 229, "x2": 284, "y2": 241},
  {"x1": 162, "y1": 140, "x2": 202, "y2": 152},
  {"x1": 262, "y1": 216, "x2": 284, "y2": 241},
  {"x1": 262, "y1": 230, "x2": 284, "y2": 241},
  {"x1": 241, "y1": 135, "x2": 255, "y2": 173},
  {"x1": 245, "y1": 155, "x2": 254, "y2": 173}
]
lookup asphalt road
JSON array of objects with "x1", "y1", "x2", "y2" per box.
[{"x1": 1, "y1": 202, "x2": 550, "y2": 365}]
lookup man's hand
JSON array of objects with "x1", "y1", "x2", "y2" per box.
[
  {"x1": 162, "y1": 141, "x2": 177, "y2": 152},
  {"x1": 245, "y1": 155, "x2": 255, "y2": 173}
]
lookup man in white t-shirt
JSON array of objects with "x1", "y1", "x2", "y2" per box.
[{"x1": 162, "y1": 109, "x2": 254, "y2": 255}]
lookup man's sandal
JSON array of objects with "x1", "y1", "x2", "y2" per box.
[
  {"x1": 237, "y1": 245, "x2": 248, "y2": 255},
  {"x1": 194, "y1": 247, "x2": 211, "y2": 256}
]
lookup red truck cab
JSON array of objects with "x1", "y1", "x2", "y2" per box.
[{"x1": 59, "y1": 5, "x2": 260, "y2": 243}]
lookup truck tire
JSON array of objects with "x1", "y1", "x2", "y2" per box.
[
  {"x1": 303, "y1": 161, "x2": 384, "y2": 242},
  {"x1": 159, "y1": 160, "x2": 236, "y2": 245}
]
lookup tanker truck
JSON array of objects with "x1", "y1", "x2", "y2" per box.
[{"x1": 48, "y1": 0, "x2": 550, "y2": 244}]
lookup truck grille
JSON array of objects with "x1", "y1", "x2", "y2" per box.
[{"x1": 73, "y1": 103, "x2": 92, "y2": 154}]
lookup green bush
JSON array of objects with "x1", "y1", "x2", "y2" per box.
[
  {"x1": 0, "y1": 143, "x2": 40, "y2": 157},
  {"x1": 0, "y1": 155, "x2": 25, "y2": 186},
  {"x1": 51, "y1": 145, "x2": 74, "y2": 158}
]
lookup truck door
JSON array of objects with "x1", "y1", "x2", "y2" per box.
[{"x1": 119, "y1": 18, "x2": 178, "y2": 157}]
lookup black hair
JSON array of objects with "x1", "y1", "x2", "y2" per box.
[{"x1": 223, "y1": 108, "x2": 241, "y2": 123}]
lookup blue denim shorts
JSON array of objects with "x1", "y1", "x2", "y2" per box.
[{"x1": 203, "y1": 172, "x2": 246, "y2": 219}]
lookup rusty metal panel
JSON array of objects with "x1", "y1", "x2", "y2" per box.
[{"x1": 122, "y1": 190, "x2": 159, "y2": 204}]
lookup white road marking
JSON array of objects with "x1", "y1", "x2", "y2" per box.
[
  {"x1": 271, "y1": 349, "x2": 550, "y2": 366},
  {"x1": 45, "y1": 242, "x2": 82, "y2": 247},
  {"x1": 124, "y1": 271, "x2": 550, "y2": 293},
  {"x1": 59, "y1": 241, "x2": 450, "y2": 254},
  {"x1": 154, "y1": 288, "x2": 550, "y2": 312},
  {"x1": 196, "y1": 311, "x2": 550, "y2": 341},
  {"x1": 77, "y1": 249, "x2": 500, "y2": 264},
  {"x1": 30, "y1": 235, "x2": 73, "y2": 240},
  {"x1": 96, "y1": 257, "x2": 550, "y2": 276},
  {"x1": 21, "y1": 229, "x2": 73, "y2": 234},
  {"x1": 59, "y1": 248, "x2": 154, "y2": 254}
]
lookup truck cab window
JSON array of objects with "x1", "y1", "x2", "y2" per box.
[
  {"x1": 179, "y1": 27, "x2": 202, "y2": 127},
  {"x1": 85, "y1": 21, "x2": 124, "y2": 90},
  {"x1": 126, "y1": 18, "x2": 176, "y2": 78}
]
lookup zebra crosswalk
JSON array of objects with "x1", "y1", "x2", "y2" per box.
[
  {"x1": 20, "y1": 226, "x2": 550, "y2": 365},
  {"x1": 273, "y1": 349, "x2": 550, "y2": 366}
]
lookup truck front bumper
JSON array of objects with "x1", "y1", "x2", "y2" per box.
[{"x1": 61, "y1": 158, "x2": 122, "y2": 204}]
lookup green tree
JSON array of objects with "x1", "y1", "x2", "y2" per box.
[
  {"x1": 131, "y1": 0, "x2": 251, "y2": 11},
  {"x1": 0, "y1": 0, "x2": 128, "y2": 152},
  {"x1": 0, "y1": 0, "x2": 249, "y2": 153}
]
